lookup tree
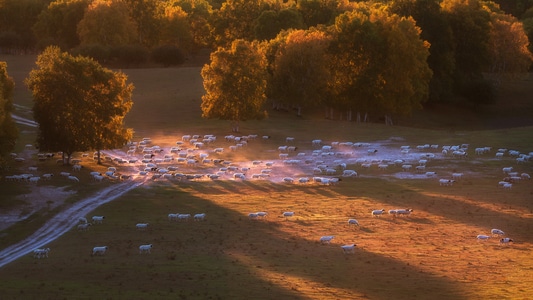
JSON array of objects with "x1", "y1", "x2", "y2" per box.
[
  {"x1": 25, "y1": 46, "x2": 134, "y2": 164},
  {"x1": 389, "y1": 0, "x2": 456, "y2": 103},
  {"x1": 0, "y1": 61, "x2": 18, "y2": 162},
  {"x1": 327, "y1": 4, "x2": 432, "y2": 123},
  {"x1": 441, "y1": 0, "x2": 492, "y2": 79},
  {"x1": 211, "y1": 0, "x2": 266, "y2": 47},
  {"x1": 201, "y1": 40, "x2": 267, "y2": 132},
  {"x1": 33, "y1": 0, "x2": 90, "y2": 50},
  {"x1": 77, "y1": 0, "x2": 137, "y2": 47},
  {"x1": 123, "y1": 0, "x2": 162, "y2": 47},
  {"x1": 487, "y1": 10, "x2": 533, "y2": 75},
  {"x1": 297, "y1": 0, "x2": 338, "y2": 27},
  {"x1": 268, "y1": 28, "x2": 331, "y2": 116},
  {"x1": 170, "y1": 0, "x2": 214, "y2": 50},
  {"x1": 159, "y1": 4, "x2": 194, "y2": 52},
  {"x1": 0, "y1": 0, "x2": 51, "y2": 52},
  {"x1": 254, "y1": 8, "x2": 305, "y2": 41}
]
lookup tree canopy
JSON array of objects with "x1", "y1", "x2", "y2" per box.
[
  {"x1": 201, "y1": 39, "x2": 267, "y2": 132},
  {"x1": 0, "y1": 61, "x2": 17, "y2": 162},
  {"x1": 25, "y1": 46, "x2": 134, "y2": 164},
  {"x1": 268, "y1": 28, "x2": 331, "y2": 116}
]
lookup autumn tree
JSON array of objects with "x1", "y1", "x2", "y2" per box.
[
  {"x1": 26, "y1": 46, "x2": 134, "y2": 164},
  {"x1": 389, "y1": 0, "x2": 456, "y2": 102},
  {"x1": 254, "y1": 8, "x2": 305, "y2": 41},
  {"x1": 170, "y1": 0, "x2": 214, "y2": 50},
  {"x1": 77, "y1": 0, "x2": 137, "y2": 47},
  {"x1": 123, "y1": 0, "x2": 161, "y2": 47},
  {"x1": 327, "y1": 4, "x2": 432, "y2": 123},
  {"x1": 268, "y1": 28, "x2": 331, "y2": 116},
  {"x1": 0, "y1": 0, "x2": 50, "y2": 52},
  {"x1": 441, "y1": 0, "x2": 492, "y2": 79},
  {"x1": 211, "y1": 0, "x2": 266, "y2": 47},
  {"x1": 159, "y1": 4, "x2": 194, "y2": 52},
  {"x1": 201, "y1": 39, "x2": 267, "y2": 132},
  {"x1": 487, "y1": 9, "x2": 533, "y2": 75},
  {"x1": 33, "y1": 0, "x2": 90, "y2": 50},
  {"x1": 0, "y1": 62, "x2": 18, "y2": 162}
]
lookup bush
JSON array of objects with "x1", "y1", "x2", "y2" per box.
[
  {"x1": 109, "y1": 45, "x2": 149, "y2": 67},
  {"x1": 71, "y1": 44, "x2": 111, "y2": 64},
  {"x1": 151, "y1": 45, "x2": 186, "y2": 67}
]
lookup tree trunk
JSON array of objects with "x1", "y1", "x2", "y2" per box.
[
  {"x1": 364, "y1": 112, "x2": 368, "y2": 123},
  {"x1": 297, "y1": 106, "x2": 302, "y2": 117},
  {"x1": 356, "y1": 112, "x2": 361, "y2": 123},
  {"x1": 385, "y1": 114, "x2": 394, "y2": 126},
  {"x1": 97, "y1": 150, "x2": 102, "y2": 165}
]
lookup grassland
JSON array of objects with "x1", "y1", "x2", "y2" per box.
[{"x1": 0, "y1": 54, "x2": 532, "y2": 299}]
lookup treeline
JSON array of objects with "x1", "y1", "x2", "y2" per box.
[
  {"x1": 0, "y1": 1, "x2": 531, "y2": 101},
  {"x1": 0, "y1": 0, "x2": 532, "y2": 148}
]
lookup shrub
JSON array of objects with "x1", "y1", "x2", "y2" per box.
[{"x1": 151, "y1": 45, "x2": 186, "y2": 67}]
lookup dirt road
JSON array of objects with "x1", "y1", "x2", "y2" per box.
[{"x1": 0, "y1": 179, "x2": 145, "y2": 268}]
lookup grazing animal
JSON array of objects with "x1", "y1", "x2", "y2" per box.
[
  {"x1": 348, "y1": 219, "x2": 359, "y2": 226},
  {"x1": 168, "y1": 213, "x2": 179, "y2": 221},
  {"x1": 194, "y1": 213, "x2": 206, "y2": 221},
  {"x1": 283, "y1": 211, "x2": 295, "y2": 218},
  {"x1": 248, "y1": 213, "x2": 259, "y2": 219},
  {"x1": 139, "y1": 244, "x2": 152, "y2": 254},
  {"x1": 491, "y1": 229, "x2": 505, "y2": 236},
  {"x1": 476, "y1": 235, "x2": 490, "y2": 241},
  {"x1": 68, "y1": 175, "x2": 80, "y2": 182},
  {"x1": 136, "y1": 223, "x2": 149, "y2": 230},
  {"x1": 396, "y1": 209, "x2": 413, "y2": 216},
  {"x1": 92, "y1": 246, "x2": 108, "y2": 256},
  {"x1": 77, "y1": 223, "x2": 92, "y2": 231},
  {"x1": 439, "y1": 179, "x2": 455, "y2": 186},
  {"x1": 341, "y1": 244, "x2": 356, "y2": 254},
  {"x1": 372, "y1": 209, "x2": 385, "y2": 217},
  {"x1": 92, "y1": 216, "x2": 105, "y2": 224},
  {"x1": 177, "y1": 214, "x2": 191, "y2": 221},
  {"x1": 42, "y1": 173, "x2": 54, "y2": 180},
  {"x1": 33, "y1": 248, "x2": 50, "y2": 259},
  {"x1": 256, "y1": 212, "x2": 268, "y2": 218},
  {"x1": 500, "y1": 238, "x2": 514, "y2": 244},
  {"x1": 320, "y1": 236, "x2": 335, "y2": 244},
  {"x1": 342, "y1": 170, "x2": 358, "y2": 177}
]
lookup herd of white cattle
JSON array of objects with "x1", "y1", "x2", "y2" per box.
[{"x1": 5, "y1": 134, "x2": 530, "y2": 259}]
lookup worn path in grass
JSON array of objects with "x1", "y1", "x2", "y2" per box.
[{"x1": 0, "y1": 178, "x2": 146, "y2": 268}]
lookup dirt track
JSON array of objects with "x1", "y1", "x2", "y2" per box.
[{"x1": 0, "y1": 179, "x2": 146, "y2": 268}]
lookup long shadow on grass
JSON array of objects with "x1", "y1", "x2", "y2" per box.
[
  {"x1": 142, "y1": 184, "x2": 468, "y2": 299},
  {"x1": 332, "y1": 177, "x2": 533, "y2": 241}
]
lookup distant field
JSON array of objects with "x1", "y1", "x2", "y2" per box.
[{"x1": 0, "y1": 54, "x2": 532, "y2": 299}]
